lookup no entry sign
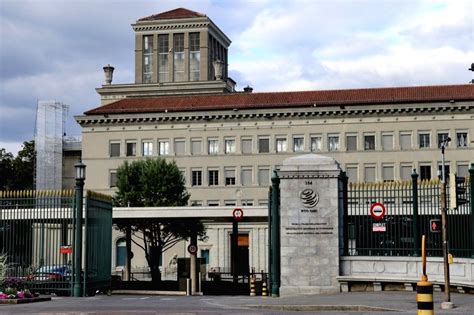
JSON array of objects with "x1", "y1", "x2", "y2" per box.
[{"x1": 370, "y1": 202, "x2": 386, "y2": 220}]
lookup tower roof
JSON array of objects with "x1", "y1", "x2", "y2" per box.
[{"x1": 138, "y1": 8, "x2": 206, "y2": 21}]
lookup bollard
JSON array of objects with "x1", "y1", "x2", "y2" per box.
[
  {"x1": 250, "y1": 275, "x2": 256, "y2": 296},
  {"x1": 186, "y1": 278, "x2": 191, "y2": 296},
  {"x1": 261, "y1": 276, "x2": 268, "y2": 297},
  {"x1": 416, "y1": 235, "x2": 434, "y2": 315},
  {"x1": 417, "y1": 276, "x2": 434, "y2": 315}
]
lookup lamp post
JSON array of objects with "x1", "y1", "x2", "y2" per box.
[
  {"x1": 439, "y1": 138, "x2": 453, "y2": 309},
  {"x1": 468, "y1": 63, "x2": 474, "y2": 84},
  {"x1": 73, "y1": 161, "x2": 86, "y2": 297}
]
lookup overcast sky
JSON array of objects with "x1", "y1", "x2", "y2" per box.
[{"x1": 1, "y1": 0, "x2": 473, "y2": 154}]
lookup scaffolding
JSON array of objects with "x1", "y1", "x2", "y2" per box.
[{"x1": 35, "y1": 101, "x2": 69, "y2": 190}]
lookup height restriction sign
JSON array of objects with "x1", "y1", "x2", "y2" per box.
[{"x1": 370, "y1": 202, "x2": 386, "y2": 220}]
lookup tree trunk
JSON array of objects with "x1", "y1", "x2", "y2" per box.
[{"x1": 149, "y1": 246, "x2": 162, "y2": 285}]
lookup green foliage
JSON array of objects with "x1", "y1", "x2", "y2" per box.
[
  {"x1": 114, "y1": 158, "x2": 189, "y2": 207},
  {"x1": 113, "y1": 158, "x2": 204, "y2": 284},
  {"x1": 0, "y1": 141, "x2": 35, "y2": 190}
]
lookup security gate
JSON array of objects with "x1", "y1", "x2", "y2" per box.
[{"x1": 0, "y1": 190, "x2": 112, "y2": 296}]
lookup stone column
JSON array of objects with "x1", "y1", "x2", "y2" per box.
[{"x1": 279, "y1": 154, "x2": 342, "y2": 296}]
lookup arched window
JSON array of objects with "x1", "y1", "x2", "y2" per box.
[{"x1": 116, "y1": 238, "x2": 126, "y2": 267}]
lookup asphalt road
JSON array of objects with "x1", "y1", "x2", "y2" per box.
[{"x1": 0, "y1": 292, "x2": 472, "y2": 314}]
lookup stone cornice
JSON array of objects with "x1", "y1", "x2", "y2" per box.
[
  {"x1": 278, "y1": 170, "x2": 341, "y2": 179},
  {"x1": 75, "y1": 101, "x2": 474, "y2": 127}
]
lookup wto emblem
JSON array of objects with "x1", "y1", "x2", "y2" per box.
[{"x1": 300, "y1": 188, "x2": 319, "y2": 208}]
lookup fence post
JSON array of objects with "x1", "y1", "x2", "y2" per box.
[
  {"x1": 73, "y1": 161, "x2": 86, "y2": 297},
  {"x1": 340, "y1": 171, "x2": 348, "y2": 256},
  {"x1": 270, "y1": 170, "x2": 280, "y2": 297},
  {"x1": 470, "y1": 164, "x2": 474, "y2": 258},
  {"x1": 412, "y1": 169, "x2": 420, "y2": 257}
]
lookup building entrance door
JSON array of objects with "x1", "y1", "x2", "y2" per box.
[{"x1": 231, "y1": 234, "x2": 249, "y2": 275}]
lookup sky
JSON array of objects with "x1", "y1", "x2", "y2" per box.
[{"x1": 1, "y1": 0, "x2": 473, "y2": 155}]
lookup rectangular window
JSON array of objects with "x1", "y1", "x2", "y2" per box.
[
  {"x1": 158, "y1": 34, "x2": 169, "y2": 82},
  {"x1": 400, "y1": 165, "x2": 412, "y2": 181},
  {"x1": 207, "y1": 201, "x2": 219, "y2": 207},
  {"x1": 241, "y1": 138, "x2": 253, "y2": 154},
  {"x1": 382, "y1": 134, "x2": 393, "y2": 150},
  {"x1": 258, "y1": 168, "x2": 270, "y2": 186},
  {"x1": 258, "y1": 138, "x2": 270, "y2": 153},
  {"x1": 420, "y1": 165, "x2": 431, "y2": 180},
  {"x1": 173, "y1": 33, "x2": 185, "y2": 82},
  {"x1": 225, "y1": 168, "x2": 236, "y2": 186},
  {"x1": 208, "y1": 170, "x2": 219, "y2": 186},
  {"x1": 437, "y1": 164, "x2": 450, "y2": 181},
  {"x1": 364, "y1": 165, "x2": 376, "y2": 182},
  {"x1": 191, "y1": 139, "x2": 202, "y2": 155},
  {"x1": 364, "y1": 135, "x2": 375, "y2": 150},
  {"x1": 225, "y1": 139, "x2": 236, "y2": 154},
  {"x1": 457, "y1": 163, "x2": 469, "y2": 178},
  {"x1": 382, "y1": 165, "x2": 394, "y2": 182},
  {"x1": 437, "y1": 132, "x2": 449, "y2": 148},
  {"x1": 456, "y1": 132, "x2": 468, "y2": 148},
  {"x1": 142, "y1": 141, "x2": 153, "y2": 156},
  {"x1": 400, "y1": 133, "x2": 412, "y2": 150},
  {"x1": 174, "y1": 139, "x2": 185, "y2": 155},
  {"x1": 110, "y1": 142, "x2": 120, "y2": 157},
  {"x1": 328, "y1": 135, "x2": 340, "y2": 151},
  {"x1": 224, "y1": 200, "x2": 236, "y2": 206},
  {"x1": 241, "y1": 168, "x2": 252, "y2": 186},
  {"x1": 189, "y1": 32, "x2": 200, "y2": 81},
  {"x1": 345, "y1": 166, "x2": 358, "y2": 182},
  {"x1": 126, "y1": 142, "x2": 137, "y2": 156},
  {"x1": 242, "y1": 200, "x2": 254, "y2": 206},
  {"x1": 419, "y1": 133, "x2": 430, "y2": 148},
  {"x1": 110, "y1": 171, "x2": 117, "y2": 188},
  {"x1": 293, "y1": 137, "x2": 304, "y2": 152},
  {"x1": 311, "y1": 136, "x2": 322, "y2": 152},
  {"x1": 200, "y1": 249, "x2": 209, "y2": 264},
  {"x1": 346, "y1": 135, "x2": 357, "y2": 151},
  {"x1": 191, "y1": 170, "x2": 202, "y2": 186},
  {"x1": 143, "y1": 35, "x2": 153, "y2": 83},
  {"x1": 159, "y1": 140, "x2": 170, "y2": 155},
  {"x1": 258, "y1": 199, "x2": 269, "y2": 206},
  {"x1": 208, "y1": 139, "x2": 219, "y2": 155},
  {"x1": 276, "y1": 138, "x2": 287, "y2": 153}
]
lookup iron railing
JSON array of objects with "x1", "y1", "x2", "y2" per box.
[{"x1": 341, "y1": 170, "x2": 473, "y2": 258}]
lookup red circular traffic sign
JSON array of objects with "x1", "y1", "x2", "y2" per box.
[
  {"x1": 232, "y1": 208, "x2": 244, "y2": 221},
  {"x1": 187, "y1": 244, "x2": 197, "y2": 255},
  {"x1": 370, "y1": 202, "x2": 386, "y2": 220}
]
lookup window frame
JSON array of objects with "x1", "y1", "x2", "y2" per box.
[
  {"x1": 208, "y1": 169, "x2": 219, "y2": 186},
  {"x1": 159, "y1": 140, "x2": 170, "y2": 155},
  {"x1": 208, "y1": 139, "x2": 219, "y2": 155},
  {"x1": 109, "y1": 141, "x2": 121, "y2": 157},
  {"x1": 328, "y1": 134, "x2": 340, "y2": 152},
  {"x1": 363, "y1": 134, "x2": 375, "y2": 151},
  {"x1": 310, "y1": 135, "x2": 322, "y2": 152},
  {"x1": 224, "y1": 138, "x2": 236, "y2": 154},
  {"x1": 418, "y1": 132, "x2": 431, "y2": 149},
  {"x1": 275, "y1": 137, "x2": 287, "y2": 153},
  {"x1": 191, "y1": 169, "x2": 203, "y2": 187},
  {"x1": 258, "y1": 137, "x2": 270, "y2": 153},
  {"x1": 293, "y1": 136, "x2": 304, "y2": 152},
  {"x1": 456, "y1": 131, "x2": 468, "y2": 148}
]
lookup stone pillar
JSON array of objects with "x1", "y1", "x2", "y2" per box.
[{"x1": 279, "y1": 154, "x2": 342, "y2": 296}]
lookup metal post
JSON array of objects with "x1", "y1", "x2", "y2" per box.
[
  {"x1": 341, "y1": 172, "x2": 348, "y2": 255},
  {"x1": 469, "y1": 164, "x2": 474, "y2": 258},
  {"x1": 232, "y1": 220, "x2": 238, "y2": 284},
  {"x1": 73, "y1": 177, "x2": 84, "y2": 297},
  {"x1": 270, "y1": 170, "x2": 280, "y2": 297},
  {"x1": 125, "y1": 225, "x2": 131, "y2": 281},
  {"x1": 267, "y1": 187, "x2": 272, "y2": 287},
  {"x1": 190, "y1": 234, "x2": 197, "y2": 294},
  {"x1": 440, "y1": 140, "x2": 452, "y2": 309},
  {"x1": 412, "y1": 170, "x2": 419, "y2": 256}
]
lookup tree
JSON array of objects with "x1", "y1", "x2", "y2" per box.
[
  {"x1": 113, "y1": 158, "x2": 206, "y2": 284},
  {"x1": 0, "y1": 140, "x2": 35, "y2": 190}
]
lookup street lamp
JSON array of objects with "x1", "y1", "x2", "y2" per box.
[
  {"x1": 469, "y1": 63, "x2": 474, "y2": 84},
  {"x1": 73, "y1": 161, "x2": 86, "y2": 297}
]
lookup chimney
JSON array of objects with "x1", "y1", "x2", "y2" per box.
[
  {"x1": 213, "y1": 60, "x2": 224, "y2": 80},
  {"x1": 243, "y1": 85, "x2": 253, "y2": 93},
  {"x1": 103, "y1": 64, "x2": 115, "y2": 85}
]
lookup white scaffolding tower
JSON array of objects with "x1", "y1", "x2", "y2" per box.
[{"x1": 35, "y1": 101, "x2": 69, "y2": 190}]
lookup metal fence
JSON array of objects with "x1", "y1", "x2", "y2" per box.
[
  {"x1": 341, "y1": 170, "x2": 473, "y2": 258},
  {"x1": 0, "y1": 189, "x2": 112, "y2": 296}
]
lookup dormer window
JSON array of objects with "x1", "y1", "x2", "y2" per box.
[{"x1": 142, "y1": 35, "x2": 153, "y2": 83}]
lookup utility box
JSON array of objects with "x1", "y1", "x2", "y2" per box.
[{"x1": 177, "y1": 258, "x2": 205, "y2": 291}]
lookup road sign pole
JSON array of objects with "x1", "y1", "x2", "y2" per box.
[{"x1": 440, "y1": 140, "x2": 452, "y2": 309}]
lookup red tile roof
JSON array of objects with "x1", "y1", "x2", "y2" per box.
[
  {"x1": 85, "y1": 84, "x2": 474, "y2": 116},
  {"x1": 138, "y1": 8, "x2": 206, "y2": 21}
]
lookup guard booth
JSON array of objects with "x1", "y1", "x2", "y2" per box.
[{"x1": 0, "y1": 190, "x2": 112, "y2": 296}]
